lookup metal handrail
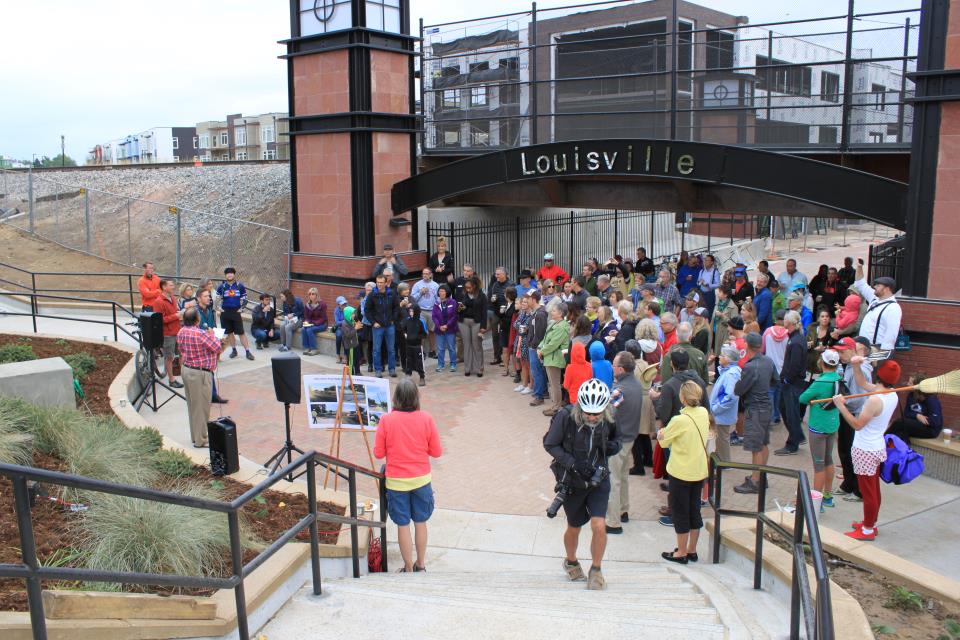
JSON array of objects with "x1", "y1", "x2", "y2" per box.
[
  {"x1": 0, "y1": 449, "x2": 388, "y2": 640},
  {"x1": 709, "y1": 454, "x2": 834, "y2": 640}
]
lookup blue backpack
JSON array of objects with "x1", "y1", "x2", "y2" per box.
[{"x1": 880, "y1": 434, "x2": 925, "y2": 485}]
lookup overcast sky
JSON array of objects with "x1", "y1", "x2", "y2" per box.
[{"x1": 0, "y1": 0, "x2": 918, "y2": 162}]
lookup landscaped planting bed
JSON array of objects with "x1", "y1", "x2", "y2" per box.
[{"x1": 0, "y1": 335, "x2": 346, "y2": 613}]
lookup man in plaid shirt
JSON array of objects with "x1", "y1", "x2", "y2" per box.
[{"x1": 177, "y1": 307, "x2": 225, "y2": 447}]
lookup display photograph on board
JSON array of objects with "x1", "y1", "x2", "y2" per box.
[{"x1": 303, "y1": 374, "x2": 391, "y2": 429}]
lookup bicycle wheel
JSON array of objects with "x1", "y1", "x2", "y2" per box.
[
  {"x1": 135, "y1": 349, "x2": 153, "y2": 386},
  {"x1": 152, "y1": 348, "x2": 166, "y2": 378}
]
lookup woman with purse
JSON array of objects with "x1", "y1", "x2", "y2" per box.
[{"x1": 657, "y1": 381, "x2": 711, "y2": 564}]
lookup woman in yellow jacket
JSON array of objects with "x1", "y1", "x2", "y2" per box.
[{"x1": 657, "y1": 381, "x2": 711, "y2": 565}]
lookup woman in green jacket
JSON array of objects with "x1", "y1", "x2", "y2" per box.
[
  {"x1": 539, "y1": 302, "x2": 571, "y2": 418},
  {"x1": 711, "y1": 287, "x2": 738, "y2": 362},
  {"x1": 799, "y1": 349, "x2": 842, "y2": 511}
]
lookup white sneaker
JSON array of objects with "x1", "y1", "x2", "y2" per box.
[
  {"x1": 520, "y1": 387, "x2": 532, "y2": 395},
  {"x1": 514, "y1": 384, "x2": 525, "y2": 392}
]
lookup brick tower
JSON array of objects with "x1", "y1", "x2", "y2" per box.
[{"x1": 284, "y1": 0, "x2": 422, "y2": 313}]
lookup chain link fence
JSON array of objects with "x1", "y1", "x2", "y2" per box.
[{"x1": 0, "y1": 169, "x2": 291, "y2": 296}]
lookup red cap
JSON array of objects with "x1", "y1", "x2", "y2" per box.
[
  {"x1": 833, "y1": 337, "x2": 856, "y2": 351},
  {"x1": 877, "y1": 360, "x2": 901, "y2": 386}
]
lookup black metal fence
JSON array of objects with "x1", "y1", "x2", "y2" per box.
[
  {"x1": 868, "y1": 234, "x2": 907, "y2": 287},
  {"x1": 427, "y1": 209, "x2": 765, "y2": 280},
  {"x1": 0, "y1": 450, "x2": 387, "y2": 640}
]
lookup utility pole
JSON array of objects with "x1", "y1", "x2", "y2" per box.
[{"x1": 61, "y1": 135, "x2": 65, "y2": 167}]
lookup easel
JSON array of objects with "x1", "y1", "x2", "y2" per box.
[{"x1": 323, "y1": 366, "x2": 377, "y2": 491}]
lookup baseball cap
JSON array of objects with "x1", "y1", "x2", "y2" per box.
[
  {"x1": 543, "y1": 253, "x2": 555, "y2": 261},
  {"x1": 745, "y1": 332, "x2": 762, "y2": 349},
  {"x1": 728, "y1": 316, "x2": 745, "y2": 330},
  {"x1": 685, "y1": 291, "x2": 700, "y2": 302},
  {"x1": 383, "y1": 243, "x2": 394, "y2": 250},
  {"x1": 788, "y1": 292, "x2": 804, "y2": 302},
  {"x1": 833, "y1": 337, "x2": 856, "y2": 351},
  {"x1": 873, "y1": 276, "x2": 896, "y2": 289},
  {"x1": 519, "y1": 269, "x2": 533, "y2": 279},
  {"x1": 877, "y1": 359, "x2": 901, "y2": 385},
  {"x1": 791, "y1": 282, "x2": 806, "y2": 291},
  {"x1": 695, "y1": 307, "x2": 710, "y2": 319},
  {"x1": 721, "y1": 344, "x2": 740, "y2": 361},
  {"x1": 336, "y1": 295, "x2": 347, "y2": 305},
  {"x1": 734, "y1": 267, "x2": 747, "y2": 277},
  {"x1": 821, "y1": 349, "x2": 840, "y2": 366}
]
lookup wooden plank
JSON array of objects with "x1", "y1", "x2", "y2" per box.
[{"x1": 41, "y1": 590, "x2": 217, "y2": 620}]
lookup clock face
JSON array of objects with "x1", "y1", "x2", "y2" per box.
[
  {"x1": 713, "y1": 84, "x2": 730, "y2": 100},
  {"x1": 313, "y1": 0, "x2": 335, "y2": 23}
]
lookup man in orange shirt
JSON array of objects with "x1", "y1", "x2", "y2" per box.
[
  {"x1": 536, "y1": 253, "x2": 569, "y2": 286},
  {"x1": 153, "y1": 279, "x2": 184, "y2": 388},
  {"x1": 137, "y1": 262, "x2": 161, "y2": 311}
]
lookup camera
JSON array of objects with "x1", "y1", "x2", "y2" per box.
[
  {"x1": 546, "y1": 482, "x2": 571, "y2": 518},
  {"x1": 587, "y1": 465, "x2": 609, "y2": 488}
]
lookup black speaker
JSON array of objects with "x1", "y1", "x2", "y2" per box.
[
  {"x1": 138, "y1": 311, "x2": 163, "y2": 350},
  {"x1": 208, "y1": 417, "x2": 239, "y2": 476},
  {"x1": 272, "y1": 352, "x2": 302, "y2": 404}
]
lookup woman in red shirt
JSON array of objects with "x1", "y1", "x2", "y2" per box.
[{"x1": 373, "y1": 378, "x2": 443, "y2": 572}]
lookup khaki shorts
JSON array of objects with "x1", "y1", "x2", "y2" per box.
[
  {"x1": 161, "y1": 335, "x2": 177, "y2": 359},
  {"x1": 743, "y1": 407, "x2": 772, "y2": 453}
]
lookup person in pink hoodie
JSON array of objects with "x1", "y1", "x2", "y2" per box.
[
  {"x1": 374, "y1": 379, "x2": 443, "y2": 572},
  {"x1": 833, "y1": 293, "x2": 863, "y2": 339},
  {"x1": 762, "y1": 309, "x2": 790, "y2": 424}
]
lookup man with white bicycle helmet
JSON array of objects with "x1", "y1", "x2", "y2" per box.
[{"x1": 543, "y1": 378, "x2": 622, "y2": 591}]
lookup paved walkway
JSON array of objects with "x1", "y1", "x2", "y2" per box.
[{"x1": 3, "y1": 231, "x2": 958, "y2": 579}]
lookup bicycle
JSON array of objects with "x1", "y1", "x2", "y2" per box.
[{"x1": 126, "y1": 320, "x2": 165, "y2": 388}]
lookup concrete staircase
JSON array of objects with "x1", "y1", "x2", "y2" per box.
[{"x1": 260, "y1": 565, "x2": 730, "y2": 639}]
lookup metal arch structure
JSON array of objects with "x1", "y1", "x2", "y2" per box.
[{"x1": 391, "y1": 139, "x2": 908, "y2": 230}]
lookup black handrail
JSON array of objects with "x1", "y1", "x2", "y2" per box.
[
  {"x1": 0, "y1": 449, "x2": 388, "y2": 640},
  {"x1": 709, "y1": 454, "x2": 834, "y2": 640}
]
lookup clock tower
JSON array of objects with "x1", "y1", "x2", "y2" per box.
[{"x1": 284, "y1": 0, "x2": 421, "y2": 305}]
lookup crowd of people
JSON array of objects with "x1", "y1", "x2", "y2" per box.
[{"x1": 138, "y1": 239, "x2": 942, "y2": 584}]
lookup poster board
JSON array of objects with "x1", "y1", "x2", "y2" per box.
[{"x1": 303, "y1": 374, "x2": 391, "y2": 430}]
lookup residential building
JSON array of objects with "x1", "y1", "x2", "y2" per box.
[
  {"x1": 421, "y1": 0, "x2": 911, "y2": 154},
  {"x1": 89, "y1": 127, "x2": 196, "y2": 165}
]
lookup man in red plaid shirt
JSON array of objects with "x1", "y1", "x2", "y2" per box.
[{"x1": 177, "y1": 307, "x2": 225, "y2": 447}]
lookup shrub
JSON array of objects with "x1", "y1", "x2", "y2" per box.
[
  {"x1": 136, "y1": 426, "x2": 165, "y2": 455},
  {"x1": 81, "y1": 481, "x2": 257, "y2": 584},
  {"x1": 63, "y1": 352, "x2": 97, "y2": 380},
  {"x1": 886, "y1": 586, "x2": 924, "y2": 611},
  {"x1": 153, "y1": 449, "x2": 196, "y2": 478},
  {"x1": 0, "y1": 344, "x2": 37, "y2": 364},
  {"x1": 67, "y1": 417, "x2": 157, "y2": 488},
  {"x1": 0, "y1": 408, "x2": 32, "y2": 465}
]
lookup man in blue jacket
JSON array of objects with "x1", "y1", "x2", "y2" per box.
[
  {"x1": 364, "y1": 274, "x2": 400, "y2": 378},
  {"x1": 754, "y1": 273, "x2": 773, "y2": 332},
  {"x1": 709, "y1": 344, "x2": 742, "y2": 462},
  {"x1": 216, "y1": 267, "x2": 254, "y2": 361}
]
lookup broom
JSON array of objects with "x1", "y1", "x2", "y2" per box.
[{"x1": 810, "y1": 369, "x2": 960, "y2": 405}]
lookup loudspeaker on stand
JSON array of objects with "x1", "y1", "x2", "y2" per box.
[{"x1": 272, "y1": 352, "x2": 302, "y2": 404}]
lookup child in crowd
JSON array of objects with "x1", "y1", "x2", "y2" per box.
[
  {"x1": 402, "y1": 306, "x2": 428, "y2": 386},
  {"x1": 341, "y1": 306, "x2": 360, "y2": 375},
  {"x1": 333, "y1": 295, "x2": 348, "y2": 364},
  {"x1": 589, "y1": 341, "x2": 614, "y2": 388},
  {"x1": 799, "y1": 349, "x2": 843, "y2": 512}
]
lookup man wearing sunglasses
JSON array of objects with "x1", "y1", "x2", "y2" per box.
[{"x1": 536, "y1": 252, "x2": 570, "y2": 286}]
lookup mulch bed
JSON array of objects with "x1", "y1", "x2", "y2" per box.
[
  {"x1": 764, "y1": 531, "x2": 960, "y2": 639},
  {"x1": 0, "y1": 334, "x2": 347, "y2": 612},
  {"x1": 0, "y1": 334, "x2": 130, "y2": 415}
]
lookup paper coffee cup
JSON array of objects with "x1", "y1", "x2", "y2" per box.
[{"x1": 944, "y1": 428, "x2": 954, "y2": 444}]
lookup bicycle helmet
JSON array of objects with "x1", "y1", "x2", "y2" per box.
[{"x1": 577, "y1": 378, "x2": 611, "y2": 413}]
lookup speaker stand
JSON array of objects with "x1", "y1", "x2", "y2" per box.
[
  {"x1": 264, "y1": 402, "x2": 305, "y2": 481},
  {"x1": 133, "y1": 369, "x2": 185, "y2": 412}
]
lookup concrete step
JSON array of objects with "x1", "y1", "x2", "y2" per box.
[{"x1": 261, "y1": 562, "x2": 729, "y2": 640}]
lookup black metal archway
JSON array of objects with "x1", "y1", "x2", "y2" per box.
[{"x1": 392, "y1": 139, "x2": 908, "y2": 230}]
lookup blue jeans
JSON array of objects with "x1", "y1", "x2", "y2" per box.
[
  {"x1": 436, "y1": 331, "x2": 456, "y2": 368},
  {"x1": 528, "y1": 348, "x2": 548, "y2": 399},
  {"x1": 302, "y1": 324, "x2": 326, "y2": 350},
  {"x1": 372, "y1": 324, "x2": 396, "y2": 372},
  {"x1": 335, "y1": 327, "x2": 342, "y2": 355},
  {"x1": 780, "y1": 381, "x2": 806, "y2": 449},
  {"x1": 251, "y1": 327, "x2": 270, "y2": 344},
  {"x1": 768, "y1": 380, "x2": 782, "y2": 423}
]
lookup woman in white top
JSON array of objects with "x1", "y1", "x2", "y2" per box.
[{"x1": 833, "y1": 359, "x2": 901, "y2": 541}]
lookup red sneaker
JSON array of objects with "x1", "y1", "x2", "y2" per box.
[
  {"x1": 845, "y1": 527, "x2": 877, "y2": 541},
  {"x1": 850, "y1": 521, "x2": 879, "y2": 534}
]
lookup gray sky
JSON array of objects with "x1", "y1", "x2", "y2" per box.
[{"x1": 0, "y1": 0, "x2": 917, "y2": 162}]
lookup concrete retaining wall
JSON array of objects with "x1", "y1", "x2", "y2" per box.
[{"x1": 0, "y1": 357, "x2": 75, "y2": 408}]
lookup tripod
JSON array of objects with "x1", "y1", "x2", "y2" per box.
[
  {"x1": 264, "y1": 402, "x2": 304, "y2": 481},
  {"x1": 133, "y1": 355, "x2": 185, "y2": 412}
]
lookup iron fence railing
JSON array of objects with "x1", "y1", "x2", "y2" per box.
[
  {"x1": 0, "y1": 450, "x2": 387, "y2": 640},
  {"x1": 868, "y1": 234, "x2": 907, "y2": 286},
  {"x1": 709, "y1": 455, "x2": 834, "y2": 640},
  {"x1": 0, "y1": 168, "x2": 292, "y2": 297},
  {"x1": 419, "y1": 0, "x2": 919, "y2": 155}
]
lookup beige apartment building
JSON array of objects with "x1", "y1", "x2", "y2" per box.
[{"x1": 195, "y1": 113, "x2": 290, "y2": 161}]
